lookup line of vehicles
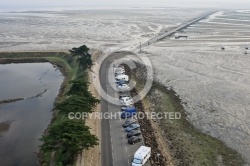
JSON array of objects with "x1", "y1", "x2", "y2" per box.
[{"x1": 113, "y1": 64, "x2": 151, "y2": 166}]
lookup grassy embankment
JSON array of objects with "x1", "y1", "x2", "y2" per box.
[
  {"x1": 130, "y1": 62, "x2": 245, "y2": 166},
  {"x1": 0, "y1": 51, "x2": 99, "y2": 166}
]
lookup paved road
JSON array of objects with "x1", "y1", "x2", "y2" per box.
[
  {"x1": 100, "y1": 10, "x2": 217, "y2": 166},
  {"x1": 136, "y1": 11, "x2": 217, "y2": 50},
  {"x1": 100, "y1": 54, "x2": 144, "y2": 166},
  {"x1": 100, "y1": 55, "x2": 113, "y2": 166}
]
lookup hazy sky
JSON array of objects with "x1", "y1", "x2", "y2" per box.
[{"x1": 1, "y1": 0, "x2": 250, "y2": 9}]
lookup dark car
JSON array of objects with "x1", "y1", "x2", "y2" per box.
[
  {"x1": 122, "y1": 119, "x2": 136, "y2": 128},
  {"x1": 125, "y1": 123, "x2": 140, "y2": 132},
  {"x1": 116, "y1": 81, "x2": 127, "y2": 86},
  {"x1": 119, "y1": 94, "x2": 130, "y2": 99},
  {"x1": 127, "y1": 130, "x2": 141, "y2": 138},
  {"x1": 128, "y1": 136, "x2": 142, "y2": 144}
]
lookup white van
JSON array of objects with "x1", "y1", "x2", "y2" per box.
[
  {"x1": 114, "y1": 67, "x2": 125, "y2": 74},
  {"x1": 132, "y1": 146, "x2": 151, "y2": 166},
  {"x1": 115, "y1": 74, "x2": 129, "y2": 82}
]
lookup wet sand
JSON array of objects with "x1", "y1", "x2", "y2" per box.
[
  {"x1": 0, "y1": 8, "x2": 204, "y2": 52},
  {"x1": 143, "y1": 10, "x2": 250, "y2": 163}
]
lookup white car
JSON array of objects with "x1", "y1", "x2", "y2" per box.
[
  {"x1": 115, "y1": 74, "x2": 129, "y2": 82},
  {"x1": 120, "y1": 96, "x2": 133, "y2": 106},
  {"x1": 116, "y1": 84, "x2": 130, "y2": 92},
  {"x1": 115, "y1": 71, "x2": 125, "y2": 76},
  {"x1": 114, "y1": 67, "x2": 125, "y2": 74}
]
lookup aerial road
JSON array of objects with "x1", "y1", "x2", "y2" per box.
[
  {"x1": 99, "y1": 53, "x2": 144, "y2": 166},
  {"x1": 99, "y1": 10, "x2": 217, "y2": 166}
]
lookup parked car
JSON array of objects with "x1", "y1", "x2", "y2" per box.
[
  {"x1": 121, "y1": 106, "x2": 134, "y2": 111},
  {"x1": 115, "y1": 74, "x2": 129, "y2": 82},
  {"x1": 120, "y1": 96, "x2": 133, "y2": 106},
  {"x1": 127, "y1": 130, "x2": 142, "y2": 138},
  {"x1": 116, "y1": 81, "x2": 128, "y2": 86},
  {"x1": 121, "y1": 107, "x2": 137, "y2": 119},
  {"x1": 115, "y1": 72, "x2": 124, "y2": 77},
  {"x1": 122, "y1": 119, "x2": 137, "y2": 128},
  {"x1": 116, "y1": 83, "x2": 127, "y2": 87},
  {"x1": 128, "y1": 136, "x2": 142, "y2": 144},
  {"x1": 132, "y1": 146, "x2": 151, "y2": 166},
  {"x1": 117, "y1": 84, "x2": 130, "y2": 92},
  {"x1": 118, "y1": 65, "x2": 125, "y2": 68},
  {"x1": 125, "y1": 123, "x2": 140, "y2": 132},
  {"x1": 115, "y1": 66, "x2": 125, "y2": 71},
  {"x1": 119, "y1": 94, "x2": 130, "y2": 99},
  {"x1": 114, "y1": 69, "x2": 125, "y2": 75}
]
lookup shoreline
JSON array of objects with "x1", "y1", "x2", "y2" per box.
[
  {"x1": 0, "y1": 98, "x2": 24, "y2": 105},
  {"x1": 130, "y1": 61, "x2": 246, "y2": 165},
  {"x1": 0, "y1": 50, "x2": 69, "y2": 53}
]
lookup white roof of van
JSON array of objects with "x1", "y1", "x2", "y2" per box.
[{"x1": 134, "y1": 146, "x2": 151, "y2": 159}]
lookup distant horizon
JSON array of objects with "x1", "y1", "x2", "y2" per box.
[
  {"x1": 0, "y1": 6, "x2": 249, "y2": 12},
  {"x1": 1, "y1": 0, "x2": 250, "y2": 10}
]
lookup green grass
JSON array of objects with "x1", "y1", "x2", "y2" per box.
[{"x1": 145, "y1": 84, "x2": 245, "y2": 166}]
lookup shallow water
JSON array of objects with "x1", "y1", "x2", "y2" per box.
[{"x1": 0, "y1": 63, "x2": 64, "y2": 166}]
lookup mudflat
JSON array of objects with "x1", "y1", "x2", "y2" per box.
[{"x1": 0, "y1": 121, "x2": 11, "y2": 134}]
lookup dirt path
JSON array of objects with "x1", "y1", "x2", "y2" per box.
[{"x1": 75, "y1": 50, "x2": 102, "y2": 166}]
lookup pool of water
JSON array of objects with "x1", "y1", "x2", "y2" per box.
[{"x1": 0, "y1": 63, "x2": 64, "y2": 166}]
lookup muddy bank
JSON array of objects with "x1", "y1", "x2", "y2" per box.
[
  {"x1": 127, "y1": 62, "x2": 245, "y2": 166},
  {"x1": 0, "y1": 121, "x2": 11, "y2": 134},
  {"x1": 131, "y1": 88, "x2": 168, "y2": 165},
  {"x1": 0, "y1": 52, "x2": 68, "y2": 59},
  {"x1": 0, "y1": 98, "x2": 24, "y2": 105},
  {"x1": 0, "y1": 90, "x2": 50, "y2": 106},
  {"x1": 0, "y1": 58, "x2": 48, "y2": 64}
]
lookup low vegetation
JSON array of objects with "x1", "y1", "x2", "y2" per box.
[
  {"x1": 146, "y1": 85, "x2": 245, "y2": 166},
  {"x1": 40, "y1": 119, "x2": 98, "y2": 165},
  {"x1": 39, "y1": 45, "x2": 100, "y2": 165},
  {"x1": 129, "y1": 62, "x2": 245, "y2": 166}
]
